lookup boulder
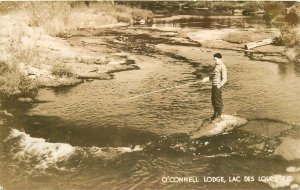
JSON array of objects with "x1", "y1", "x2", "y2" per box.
[
  {"x1": 274, "y1": 138, "x2": 300, "y2": 161},
  {"x1": 239, "y1": 120, "x2": 293, "y2": 138}
]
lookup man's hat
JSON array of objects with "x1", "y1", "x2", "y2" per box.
[{"x1": 213, "y1": 53, "x2": 222, "y2": 59}]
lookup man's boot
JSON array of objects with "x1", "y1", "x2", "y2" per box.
[
  {"x1": 210, "y1": 106, "x2": 217, "y2": 121},
  {"x1": 215, "y1": 107, "x2": 223, "y2": 121}
]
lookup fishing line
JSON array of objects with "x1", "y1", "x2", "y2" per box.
[{"x1": 119, "y1": 80, "x2": 205, "y2": 102}]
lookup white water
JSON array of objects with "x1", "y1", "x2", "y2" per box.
[
  {"x1": 5, "y1": 129, "x2": 143, "y2": 170},
  {"x1": 7, "y1": 129, "x2": 75, "y2": 170},
  {"x1": 212, "y1": 115, "x2": 248, "y2": 132},
  {"x1": 191, "y1": 115, "x2": 248, "y2": 139}
]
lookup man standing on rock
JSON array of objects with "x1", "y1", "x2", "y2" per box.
[{"x1": 202, "y1": 53, "x2": 227, "y2": 122}]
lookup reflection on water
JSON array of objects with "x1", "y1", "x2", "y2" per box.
[
  {"x1": 276, "y1": 61, "x2": 300, "y2": 78},
  {"x1": 277, "y1": 62, "x2": 288, "y2": 77},
  {"x1": 294, "y1": 62, "x2": 300, "y2": 76},
  {"x1": 153, "y1": 15, "x2": 268, "y2": 29}
]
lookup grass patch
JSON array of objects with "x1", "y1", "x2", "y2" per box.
[
  {"x1": 23, "y1": 2, "x2": 71, "y2": 36},
  {"x1": 13, "y1": 2, "x2": 153, "y2": 37},
  {"x1": 10, "y1": 43, "x2": 40, "y2": 67},
  {"x1": 71, "y1": 2, "x2": 153, "y2": 23},
  {"x1": 50, "y1": 63, "x2": 74, "y2": 78}
]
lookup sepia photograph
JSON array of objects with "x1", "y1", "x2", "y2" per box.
[{"x1": 0, "y1": 0, "x2": 300, "y2": 189}]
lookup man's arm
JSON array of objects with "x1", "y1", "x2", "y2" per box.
[{"x1": 218, "y1": 65, "x2": 227, "y2": 88}]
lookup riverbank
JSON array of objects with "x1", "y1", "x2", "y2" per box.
[
  {"x1": 0, "y1": 2, "x2": 294, "y2": 100},
  {"x1": 0, "y1": 2, "x2": 152, "y2": 98},
  {"x1": 152, "y1": 15, "x2": 291, "y2": 64}
]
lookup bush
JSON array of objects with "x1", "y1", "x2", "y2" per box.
[
  {"x1": 0, "y1": 62, "x2": 10, "y2": 75},
  {"x1": 280, "y1": 25, "x2": 299, "y2": 48},
  {"x1": 0, "y1": 62, "x2": 38, "y2": 97},
  {"x1": 286, "y1": 10, "x2": 299, "y2": 26},
  {"x1": 114, "y1": 13, "x2": 132, "y2": 23},
  {"x1": 130, "y1": 7, "x2": 153, "y2": 21},
  {"x1": 50, "y1": 63, "x2": 73, "y2": 77},
  {"x1": 18, "y1": 75, "x2": 38, "y2": 97},
  {"x1": 273, "y1": 36, "x2": 286, "y2": 46},
  {"x1": 262, "y1": 2, "x2": 287, "y2": 22}
]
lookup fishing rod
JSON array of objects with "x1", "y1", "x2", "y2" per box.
[{"x1": 119, "y1": 77, "x2": 209, "y2": 102}]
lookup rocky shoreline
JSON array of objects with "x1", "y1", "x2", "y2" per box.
[
  {"x1": 11, "y1": 25, "x2": 290, "y2": 104},
  {"x1": 0, "y1": 10, "x2": 292, "y2": 102}
]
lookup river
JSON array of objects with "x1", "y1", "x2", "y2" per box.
[{"x1": 1, "y1": 13, "x2": 300, "y2": 190}]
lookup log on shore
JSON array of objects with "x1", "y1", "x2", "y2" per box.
[{"x1": 244, "y1": 38, "x2": 273, "y2": 50}]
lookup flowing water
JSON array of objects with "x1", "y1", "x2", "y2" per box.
[{"x1": 1, "y1": 14, "x2": 300, "y2": 189}]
